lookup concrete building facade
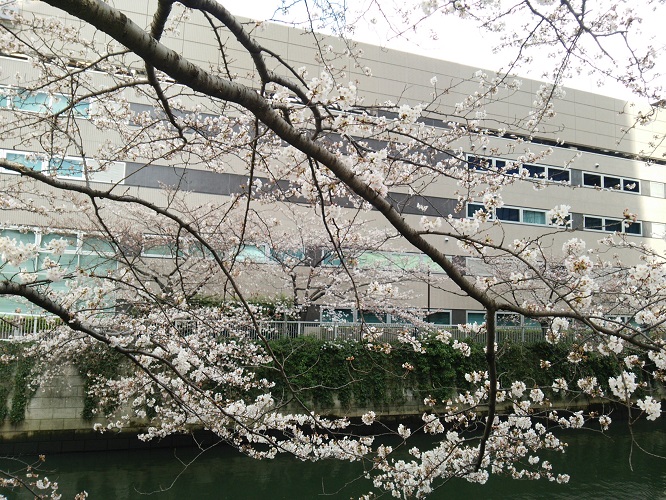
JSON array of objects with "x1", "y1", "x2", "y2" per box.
[{"x1": 0, "y1": 1, "x2": 663, "y2": 329}]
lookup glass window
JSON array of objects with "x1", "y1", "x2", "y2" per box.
[
  {"x1": 548, "y1": 167, "x2": 570, "y2": 182},
  {"x1": 467, "y1": 312, "x2": 486, "y2": 325},
  {"x1": 322, "y1": 308, "x2": 354, "y2": 323},
  {"x1": 41, "y1": 233, "x2": 77, "y2": 252},
  {"x1": 73, "y1": 100, "x2": 90, "y2": 118},
  {"x1": 359, "y1": 311, "x2": 385, "y2": 324},
  {"x1": 497, "y1": 312, "x2": 521, "y2": 327},
  {"x1": 12, "y1": 90, "x2": 50, "y2": 113},
  {"x1": 49, "y1": 158, "x2": 84, "y2": 178},
  {"x1": 466, "y1": 257, "x2": 491, "y2": 276},
  {"x1": 583, "y1": 173, "x2": 602, "y2": 187},
  {"x1": 356, "y1": 251, "x2": 390, "y2": 268},
  {"x1": 605, "y1": 219, "x2": 622, "y2": 232},
  {"x1": 78, "y1": 254, "x2": 117, "y2": 274},
  {"x1": 0, "y1": 230, "x2": 36, "y2": 274},
  {"x1": 603, "y1": 176, "x2": 622, "y2": 190},
  {"x1": 49, "y1": 94, "x2": 68, "y2": 114},
  {"x1": 467, "y1": 156, "x2": 488, "y2": 170},
  {"x1": 524, "y1": 317, "x2": 542, "y2": 328},
  {"x1": 321, "y1": 250, "x2": 341, "y2": 267},
  {"x1": 426, "y1": 311, "x2": 451, "y2": 325},
  {"x1": 584, "y1": 217, "x2": 603, "y2": 230},
  {"x1": 624, "y1": 221, "x2": 642, "y2": 235},
  {"x1": 523, "y1": 210, "x2": 546, "y2": 225},
  {"x1": 6, "y1": 152, "x2": 42, "y2": 171},
  {"x1": 1, "y1": 229, "x2": 35, "y2": 246},
  {"x1": 622, "y1": 179, "x2": 640, "y2": 193},
  {"x1": 524, "y1": 164, "x2": 545, "y2": 178},
  {"x1": 143, "y1": 236, "x2": 178, "y2": 258},
  {"x1": 38, "y1": 252, "x2": 77, "y2": 270},
  {"x1": 495, "y1": 207, "x2": 520, "y2": 222},
  {"x1": 494, "y1": 160, "x2": 506, "y2": 169},
  {"x1": 237, "y1": 244, "x2": 268, "y2": 263},
  {"x1": 467, "y1": 203, "x2": 485, "y2": 218},
  {"x1": 81, "y1": 237, "x2": 115, "y2": 254},
  {"x1": 393, "y1": 253, "x2": 423, "y2": 271}
]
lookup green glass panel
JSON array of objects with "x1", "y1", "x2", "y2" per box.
[
  {"x1": 1, "y1": 230, "x2": 35, "y2": 245},
  {"x1": 322, "y1": 308, "x2": 354, "y2": 323},
  {"x1": 38, "y1": 252, "x2": 77, "y2": 271},
  {"x1": 359, "y1": 311, "x2": 385, "y2": 323},
  {"x1": 237, "y1": 245, "x2": 268, "y2": 263},
  {"x1": 393, "y1": 253, "x2": 423, "y2": 271},
  {"x1": 0, "y1": 230, "x2": 36, "y2": 274},
  {"x1": 524, "y1": 317, "x2": 541, "y2": 327},
  {"x1": 467, "y1": 312, "x2": 486, "y2": 325},
  {"x1": 497, "y1": 312, "x2": 521, "y2": 327},
  {"x1": 73, "y1": 100, "x2": 90, "y2": 118},
  {"x1": 270, "y1": 248, "x2": 304, "y2": 262},
  {"x1": 49, "y1": 94, "x2": 68, "y2": 114},
  {"x1": 49, "y1": 158, "x2": 83, "y2": 178},
  {"x1": 143, "y1": 241, "x2": 175, "y2": 257},
  {"x1": 41, "y1": 233, "x2": 77, "y2": 252},
  {"x1": 6, "y1": 152, "x2": 42, "y2": 171},
  {"x1": 523, "y1": 210, "x2": 546, "y2": 225},
  {"x1": 0, "y1": 297, "x2": 39, "y2": 315},
  {"x1": 426, "y1": 311, "x2": 451, "y2": 325},
  {"x1": 78, "y1": 254, "x2": 117, "y2": 274},
  {"x1": 12, "y1": 90, "x2": 49, "y2": 112},
  {"x1": 356, "y1": 251, "x2": 390, "y2": 268},
  {"x1": 81, "y1": 237, "x2": 115, "y2": 254}
]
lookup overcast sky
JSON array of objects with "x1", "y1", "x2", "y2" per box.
[{"x1": 221, "y1": 0, "x2": 662, "y2": 101}]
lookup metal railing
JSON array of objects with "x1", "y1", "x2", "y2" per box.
[
  {"x1": 0, "y1": 314, "x2": 550, "y2": 344},
  {"x1": 175, "y1": 319, "x2": 549, "y2": 344},
  {"x1": 0, "y1": 314, "x2": 61, "y2": 340}
]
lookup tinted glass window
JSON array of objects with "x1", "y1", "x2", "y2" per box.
[{"x1": 583, "y1": 173, "x2": 602, "y2": 187}]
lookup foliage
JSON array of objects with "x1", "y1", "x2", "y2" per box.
[
  {"x1": 267, "y1": 337, "x2": 654, "y2": 413},
  {"x1": 73, "y1": 344, "x2": 125, "y2": 420},
  {"x1": 0, "y1": 342, "x2": 36, "y2": 425}
]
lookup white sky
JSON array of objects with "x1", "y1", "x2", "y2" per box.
[{"x1": 221, "y1": 0, "x2": 664, "y2": 101}]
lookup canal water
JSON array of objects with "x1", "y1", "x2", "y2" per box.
[{"x1": 7, "y1": 418, "x2": 666, "y2": 499}]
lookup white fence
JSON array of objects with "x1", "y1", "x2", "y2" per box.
[
  {"x1": 175, "y1": 319, "x2": 548, "y2": 344},
  {"x1": 0, "y1": 314, "x2": 60, "y2": 340},
  {"x1": 0, "y1": 315, "x2": 549, "y2": 344}
]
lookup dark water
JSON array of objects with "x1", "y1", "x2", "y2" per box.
[{"x1": 7, "y1": 419, "x2": 666, "y2": 499}]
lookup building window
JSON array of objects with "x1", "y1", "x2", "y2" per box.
[
  {"x1": 523, "y1": 210, "x2": 547, "y2": 225},
  {"x1": 426, "y1": 311, "x2": 451, "y2": 325},
  {"x1": 652, "y1": 223, "x2": 666, "y2": 239},
  {"x1": 5, "y1": 151, "x2": 42, "y2": 171},
  {"x1": 495, "y1": 207, "x2": 520, "y2": 222},
  {"x1": 49, "y1": 157, "x2": 84, "y2": 178},
  {"x1": 583, "y1": 172, "x2": 640, "y2": 194},
  {"x1": 583, "y1": 215, "x2": 642, "y2": 236},
  {"x1": 0, "y1": 87, "x2": 89, "y2": 117},
  {"x1": 465, "y1": 156, "x2": 568, "y2": 183},
  {"x1": 467, "y1": 311, "x2": 486, "y2": 325},
  {"x1": 467, "y1": 203, "x2": 548, "y2": 226},
  {"x1": 0, "y1": 149, "x2": 125, "y2": 184}
]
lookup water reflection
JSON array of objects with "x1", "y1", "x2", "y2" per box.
[{"x1": 9, "y1": 419, "x2": 666, "y2": 499}]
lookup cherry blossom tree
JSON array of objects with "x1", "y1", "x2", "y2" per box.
[{"x1": 0, "y1": 0, "x2": 663, "y2": 497}]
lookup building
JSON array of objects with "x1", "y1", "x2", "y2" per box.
[{"x1": 0, "y1": 1, "x2": 663, "y2": 332}]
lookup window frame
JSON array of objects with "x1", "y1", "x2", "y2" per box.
[
  {"x1": 582, "y1": 171, "x2": 641, "y2": 194},
  {"x1": 466, "y1": 155, "x2": 570, "y2": 183},
  {"x1": 583, "y1": 215, "x2": 642, "y2": 236},
  {"x1": 0, "y1": 86, "x2": 90, "y2": 118},
  {"x1": 466, "y1": 202, "x2": 549, "y2": 226}
]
